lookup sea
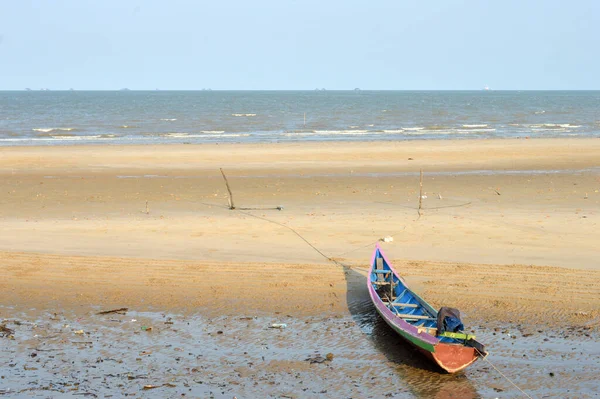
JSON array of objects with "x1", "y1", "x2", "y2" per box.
[{"x1": 0, "y1": 90, "x2": 599, "y2": 146}]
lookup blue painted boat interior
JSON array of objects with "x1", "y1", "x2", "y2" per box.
[{"x1": 371, "y1": 248, "x2": 460, "y2": 344}]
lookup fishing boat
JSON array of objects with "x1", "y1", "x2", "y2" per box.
[{"x1": 368, "y1": 244, "x2": 487, "y2": 373}]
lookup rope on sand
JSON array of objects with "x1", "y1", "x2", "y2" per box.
[
  {"x1": 474, "y1": 348, "x2": 534, "y2": 399},
  {"x1": 235, "y1": 209, "x2": 338, "y2": 265},
  {"x1": 235, "y1": 208, "x2": 406, "y2": 267}
]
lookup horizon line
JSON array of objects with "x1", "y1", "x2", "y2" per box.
[{"x1": 2, "y1": 88, "x2": 600, "y2": 92}]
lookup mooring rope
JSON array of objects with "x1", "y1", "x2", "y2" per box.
[
  {"x1": 234, "y1": 207, "x2": 406, "y2": 269},
  {"x1": 474, "y1": 348, "x2": 534, "y2": 399},
  {"x1": 234, "y1": 208, "x2": 340, "y2": 265}
]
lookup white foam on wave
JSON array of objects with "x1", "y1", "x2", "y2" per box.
[
  {"x1": 462, "y1": 124, "x2": 488, "y2": 128},
  {"x1": 312, "y1": 130, "x2": 369, "y2": 135},
  {"x1": 531, "y1": 128, "x2": 567, "y2": 132},
  {"x1": 214, "y1": 133, "x2": 250, "y2": 138},
  {"x1": 402, "y1": 127, "x2": 424, "y2": 131},
  {"x1": 32, "y1": 128, "x2": 75, "y2": 133},
  {"x1": 530, "y1": 123, "x2": 581, "y2": 129},
  {"x1": 231, "y1": 113, "x2": 256, "y2": 117},
  {"x1": 454, "y1": 128, "x2": 496, "y2": 133},
  {"x1": 6, "y1": 135, "x2": 107, "y2": 142},
  {"x1": 382, "y1": 130, "x2": 405, "y2": 134},
  {"x1": 50, "y1": 135, "x2": 103, "y2": 140},
  {"x1": 162, "y1": 132, "x2": 250, "y2": 139},
  {"x1": 160, "y1": 118, "x2": 177, "y2": 121},
  {"x1": 201, "y1": 130, "x2": 226, "y2": 134}
]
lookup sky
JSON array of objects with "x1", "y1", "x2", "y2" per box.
[{"x1": 0, "y1": 0, "x2": 598, "y2": 90}]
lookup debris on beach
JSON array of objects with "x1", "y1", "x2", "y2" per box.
[
  {"x1": 270, "y1": 323, "x2": 287, "y2": 329},
  {"x1": 0, "y1": 324, "x2": 15, "y2": 338},
  {"x1": 305, "y1": 353, "x2": 334, "y2": 364},
  {"x1": 143, "y1": 383, "x2": 176, "y2": 390},
  {"x1": 96, "y1": 307, "x2": 128, "y2": 315},
  {"x1": 380, "y1": 236, "x2": 393, "y2": 243},
  {"x1": 141, "y1": 326, "x2": 153, "y2": 332}
]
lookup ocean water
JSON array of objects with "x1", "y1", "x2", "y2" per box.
[{"x1": 0, "y1": 90, "x2": 599, "y2": 146}]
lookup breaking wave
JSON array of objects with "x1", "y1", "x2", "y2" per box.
[{"x1": 32, "y1": 128, "x2": 75, "y2": 133}]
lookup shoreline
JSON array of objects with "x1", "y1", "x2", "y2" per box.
[{"x1": 2, "y1": 137, "x2": 600, "y2": 174}]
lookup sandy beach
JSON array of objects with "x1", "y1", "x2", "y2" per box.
[{"x1": 1, "y1": 138, "x2": 600, "y2": 398}]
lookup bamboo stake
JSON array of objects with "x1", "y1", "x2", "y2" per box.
[
  {"x1": 418, "y1": 169, "x2": 423, "y2": 217},
  {"x1": 220, "y1": 168, "x2": 235, "y2": 210}
]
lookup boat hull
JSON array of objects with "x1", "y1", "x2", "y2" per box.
[
  {"x1": 368, "y1": 244, "x2": 483, "y2": 373},
  {"x1": 373, "y1": 301, "x2": 479, "y2": 373}
]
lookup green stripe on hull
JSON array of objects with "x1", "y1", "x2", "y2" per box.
[{"x1": 376, "y1": 307, "x2": 436, "y2": 353}]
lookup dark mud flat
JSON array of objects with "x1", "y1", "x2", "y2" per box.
[{"x1": 1, "y1": 305, "x2": 599, "y2": 399}]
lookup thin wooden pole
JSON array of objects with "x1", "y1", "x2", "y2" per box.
[
  {"x1": 220, "y1": 168, "x2": 235, "y2": 210},
  {"x1": 303, "y1": 112, "x2": 306, "y2": 127},
  {"x1": 145, "y1": 200, "x2": 149, "y2": 214},
  {"x1": 418, "y1": 169, "x2": 423, "y2": 217}
]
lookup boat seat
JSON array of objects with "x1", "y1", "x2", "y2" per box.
[
  {"x1": 383, "y1": 302, "x2": 419, "y2": 308},
  {"x1": 373, "y1": 281, "x2": 396, "y2": 286},
  {"x1": 375, "y1": 258, "x2": 386, "y2": 282},
  {"x1": 373, "y1": 270, "x2": 392, "y2": 274},
  {"x1": 417, "y1": 326, "x2": 438, "y2": 335},
  {"x1": 395, "y1": 314, "x2": 436, "y2": 320}
]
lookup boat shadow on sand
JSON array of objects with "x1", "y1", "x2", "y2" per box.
[{"x1": 342, "y1": 264, "x2": 481, "y2": 399}]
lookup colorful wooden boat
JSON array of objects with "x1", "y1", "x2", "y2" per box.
[{"x1": 368, "y1": 244, "x2": 487, "y2": 373}]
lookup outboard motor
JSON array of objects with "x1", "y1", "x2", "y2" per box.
[{"x1": 437, "y1": 307, "x2": 464, "y2": 333}]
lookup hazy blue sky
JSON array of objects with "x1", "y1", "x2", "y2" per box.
[{"x1": 0, "y1": 0, "x2": 598, "y2": 90}]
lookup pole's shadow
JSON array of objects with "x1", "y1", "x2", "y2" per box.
[{"x1": 342, "y1": 264, "x2": 481, "y2": 399}]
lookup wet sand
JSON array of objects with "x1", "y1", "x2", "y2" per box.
[
  {"x1": 1, "y1": 263, "x2": 599, "y2": 398},
  {"x1": 1, "y1": 139, "x2": 600, "y2": 397}
]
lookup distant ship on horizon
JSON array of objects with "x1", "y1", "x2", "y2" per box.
[{"x1": 483, "y1": 85, "x2": 491, "y2": 91}]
